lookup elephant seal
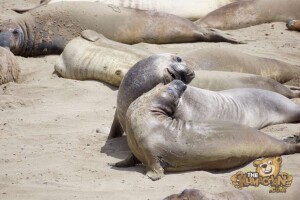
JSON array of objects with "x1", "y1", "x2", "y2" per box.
[
  {"x1": 172, "y1": 81, "x2": 300, "y2": 129},
  {"x1": 191, "y1": 71, "x2": 300, "y2": 98},
  {"x1": 55, "y1": 30, "x2": 149, "y2": 87},
  {"x1": 195, "y1": 0, "x2": 300, "y2": 30},
  {"x1": 164, "y1": 189, "x2": 253, "y2": 200},
  {"x1": 287, "y1": 20, "x2": 300, "y2": 31},
  {"x1": 56, "y1": 31, "x2": 300, "y2": 98},
  {"x1": 12, "y1": 0, "x2": 240, "y2": 21},
  {"x1": 182, "y1": 47, "x2": 300, "y2": 84},
  {"x1": 0, "y1": 2, "x2": 239, "y2": 57},
  {"x1": 109, "y1": 54, "x2": 195, "y2": 139},
  {"x1": 123, "y1": 80, "x2": 300, "y2": 180},
  {"x1": 0, "y1": 47, "x2": 20, "y2": 85}
]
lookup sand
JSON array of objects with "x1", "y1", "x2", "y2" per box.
[{"x1": 0, "y1": 0, "x2": 299, "y2": 199}]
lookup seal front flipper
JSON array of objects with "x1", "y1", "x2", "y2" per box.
[
  {"x1": 11, "y1": 0, "x2": 50, "y2": 14},
  {"x1": 109, "y1": 154, "x2": 141, "y2": 168},
  {"x1": 108, "y1": 111, "x2": 124, "y2": 139},
  {"x1": 81, "y1": 30, "x2": 104, "y2": 42}
]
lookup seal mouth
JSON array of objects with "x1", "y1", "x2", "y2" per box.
[{"x1": 163, "y1": 68, "x2": 176, "y2": 84}]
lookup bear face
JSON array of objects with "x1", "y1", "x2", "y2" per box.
[{"x1": 253, "y1": 157, "x2": 282, "y2": 177}]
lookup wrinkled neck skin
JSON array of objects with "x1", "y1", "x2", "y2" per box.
[{"x1": 173, "y1": 86, "x2": 244, "y2": 124}]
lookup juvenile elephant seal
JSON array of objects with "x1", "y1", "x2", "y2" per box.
[
  {"x1": 124, "y1": 80, "x2": 300, "y2": 180},
  {"x1": 12, "y1": 0, "x2": 240, "y2": 21},
  {"x1": 55, "y1": 30, "x2": 149, "y2": 87},
  {"x1": 164, "y1": 189, "x2": 253, "y2": 200},
  {"x1": 56, "y1": 31, "x2": 300, "y2": 98},
  {"x1": 109, "y1": 54, "x2": 195, "y2": 138},
  {"x1": 195, "y1": 0, "x2": 300, "y2": 30},
  {"x1": 173, "y1": 81, "x2": 300, "y2": 129},
  {"x1": 287, "y1": 20, "x2": 300, "y2": 32},
  {"x1": 0, "y1": 2, "x2": 238, "y2": 57},
  {"x1": 191, "y1": 71, "x2": 300, "y2": 98},
  {"x1": 0, "y1": 47, "x2": 20, "y2": 85},
  {"x1": 182, "y1": 47, "x2": 300, "y2": 83}
]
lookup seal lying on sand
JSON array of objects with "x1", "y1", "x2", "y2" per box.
[
  {"x1": 123, "y1": 80, "x2": 300, "y2": 180},
  {"x1": 0, "y1": 47, "x2": 20, "y2": 85},
  {"x1": 164, "y1": 189, "x2": 253, "y2": 200},
  {"x1": 0, "y1": 2, "x2": 238, "y2": 57},
  {"x1": 12, "y1": 0, "x2": 240, "y2": 21},
  {"x1": 286, "y1": 20, "x2": 300, "y2": 32},
  {"x1": 195, "y1": 0, "x2": 300, "y2": 30},
  {"x1": 182, "y1": 47, "x2": 300, "y2": 83},
  {"x1": 56, "y1": 31, "x2": 300, "y2": 98}
]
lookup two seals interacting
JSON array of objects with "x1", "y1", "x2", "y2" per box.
[
  {"x1": 109, "y1": 54, "x2": 195, "y2": 138},
  {"x1": 0, "y1": 2, "x2": 238, "y2": 57},
  {"x1": 124, "y1": 80, "x2": 300, "y2": 180},
  {"x1": 0, "y1": 47, "x2": 20, "y2": 85},
  {"x1": 195, "y1": 0, "x2": 300, "y2": 30}
]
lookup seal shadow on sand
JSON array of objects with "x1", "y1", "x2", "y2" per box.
[{"x1": 100, "y1": 136, "x2": 251, "y2": 176}]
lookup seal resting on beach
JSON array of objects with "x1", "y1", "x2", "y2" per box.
[
  {"x1": 0, "y1": 47, "x2": 20, "y2": 85},
  {"x1": 195, "y1": 0, "x2": 300, "y2": 30},
  {"x1": 56, "y1": 31, "x2": 300, "y2": 97},
  {"x1": 12, "y1": 0, "x2": 241, "y2": 21},
  {"x1": 123, "y1": 80, "x2": 300, "y2": 180},
  {"x1": 0, "y1": 2, "x2": 239, "y2": 57}
]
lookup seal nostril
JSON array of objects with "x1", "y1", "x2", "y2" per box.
[{"x1": 176, "y1": 57, "x2": 182, "y2": 62}]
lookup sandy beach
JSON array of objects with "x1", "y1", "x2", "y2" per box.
[{"x1": 0, "y1": 0, "x2": 299, "y2": 199}]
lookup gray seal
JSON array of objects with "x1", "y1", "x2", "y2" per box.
[{"x1": 123, "y1": 80, "x2": 300, "y2": 180}]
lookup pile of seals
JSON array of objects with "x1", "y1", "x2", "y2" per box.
[{"x1": 1, "y1": 0, "x2": 300, "y2": 199}]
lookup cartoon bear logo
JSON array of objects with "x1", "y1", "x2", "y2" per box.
[{"x1": 253, "y1": 156, "x2": 282, "y2": 177}]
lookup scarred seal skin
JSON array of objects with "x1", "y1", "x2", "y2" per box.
[
  {"x1": 124, "y1": 80, "x2": 300, "y2": 180},
  {"x1": 0, "y1": 2, "x2": 239, "y2": 57},
  {"x1": 195, "y1": 0, "x2": 300, "y2": 30},
  {"x1": 0, "y1": 47, "x2": 20, "y2": 85}
]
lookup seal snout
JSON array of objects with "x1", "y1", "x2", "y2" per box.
[
  {"x1": 0, "y1": 31, "x2": 13, "y2": 49},
  {"x1": 286, "y1": 19, "x2": 295, "y2": 30},
  {"x1": 168, "y1": 80, "x2": 187, "y2": 98}
]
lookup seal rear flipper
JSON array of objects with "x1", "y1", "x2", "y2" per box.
[
  {"x1": 81, "y1": 30, "x2": 105, "y2": 42},
  {"x1": 195, "y1": 28, "x2": 246, "y2": 44}
]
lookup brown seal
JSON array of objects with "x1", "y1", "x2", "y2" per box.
[
  {"x1": 0, "y1": 2, "x2": 239, "y2": 57},
  {"x1": 195, "y1": 0, "x2": 300, "y2": 30}
]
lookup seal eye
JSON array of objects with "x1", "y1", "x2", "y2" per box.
[
  {"x1": 268, "y1": 160, "x2": 273, "y2": 165},
  {"x1": 176, "y1": 57, "x2": 182, "y2": 62},
  {"x1": 12, "y1": 30, "x2": 19, "y2": 35}
]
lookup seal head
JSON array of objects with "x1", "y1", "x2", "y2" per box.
[{"x1": 0, "y1": 21, "x2": 24, "y2": 54}]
